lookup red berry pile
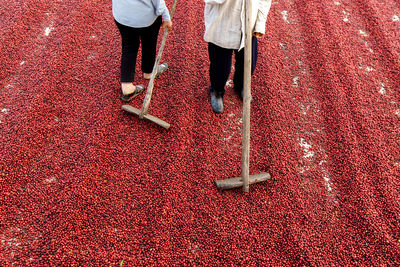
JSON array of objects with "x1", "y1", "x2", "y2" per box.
[{"x1": 0, "y1": 0, "x2": 399, "y2": 265}]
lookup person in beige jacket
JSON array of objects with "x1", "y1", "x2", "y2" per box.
[{"x1": 204, "y1": 0, "x2": 272, "y2": 113}]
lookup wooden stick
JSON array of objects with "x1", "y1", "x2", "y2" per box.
[
  {"x1": 215, "y1": 172, "x2": 271, "y2": 190},
  {"x1": 140, "y1": 0, "x2": 178, "y2": 118},
  {"x1": 242, "y1": 0, "x2": 253, "y2": 192},
  {"x1": 122, "y1": 105, "x2": 171, "y2": 129},
  {"x1": 214, "y1": 1, "x2": 271, "y2": 192}
]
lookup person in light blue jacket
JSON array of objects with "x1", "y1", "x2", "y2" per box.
[{"x1": 113, "y1": 0, "x2": 172, "y2": 101}]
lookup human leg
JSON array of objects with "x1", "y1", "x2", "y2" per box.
[
  {"x1": 115, "y1": 20, "x2": 144, "y2": 99},
  {"x1": 233, "y1": 36, "x2": 258, "y2": 99},
  {"x1": 140, "y1": 16, "x2": 163, "y2": 79},
  {"x1": 208, "y1": 42, "x2": 233, "y2": 97},
  {"x1": 207, "y1": 42, "x2": 234, "y2": 113},
  {"x1": 115, "y1": 20, "x2": 140, "y2": 83}
]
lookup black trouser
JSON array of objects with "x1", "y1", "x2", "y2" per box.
[
  {"x1": 115, "y1": 17, "x2": 162, "y2": 83},
  {"x1": 208, "y1": 36, "x2": 258, "y2": 97}
]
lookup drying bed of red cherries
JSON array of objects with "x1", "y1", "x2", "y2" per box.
[{"x1": 0, "y1": 0, "x2": 399, "y2": 265}]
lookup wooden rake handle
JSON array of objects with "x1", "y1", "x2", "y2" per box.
[
  {"x1": 140, "y1": 0, "x2": 178, "y2": 118},
  {"x1": 242, "y1": 0, "x2": 253, "y2": 192}
]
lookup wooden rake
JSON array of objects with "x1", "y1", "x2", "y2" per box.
[
  {"x1": 215, "y1": 0, "x2": 271, "y2": 192},
  {"x1": 122, "y1": 0, "x2": 178, "y2": 130}
]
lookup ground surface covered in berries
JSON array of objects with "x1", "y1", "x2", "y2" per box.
[{"x1": 1, "y1": 0, "x2": 399, "y2": 265}]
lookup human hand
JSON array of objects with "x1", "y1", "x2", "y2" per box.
[
  {"x1": 252, "y1": 32, "x2": 265, "y2": 38},
  {"x1": 162, "y1": 20, "x2": 172, "y2": 31}
]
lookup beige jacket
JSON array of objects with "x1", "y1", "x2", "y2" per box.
[{"x1": 204, "y1": 0, "x2": 272, "y2": 50}]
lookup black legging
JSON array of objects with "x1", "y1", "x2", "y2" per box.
[
  {"x1": 115, "y1": 17, "x2": 162, "y2": 83},
  {"x1": 208, "y1": 36, "x2": 258, "y2": 97}
]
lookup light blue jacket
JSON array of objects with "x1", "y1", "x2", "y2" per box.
[{"x1": 113, "y1": 0, "x2": 170, "y2": 28}]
